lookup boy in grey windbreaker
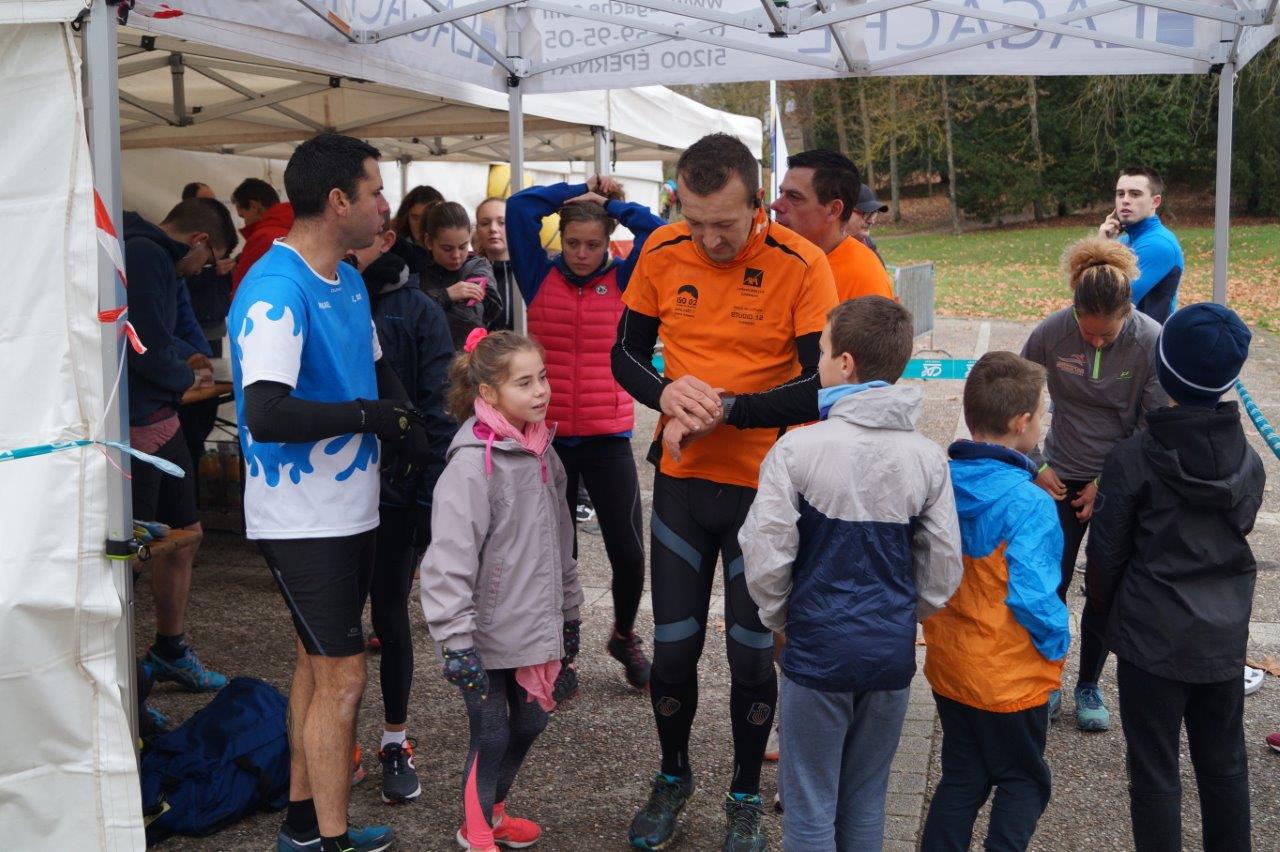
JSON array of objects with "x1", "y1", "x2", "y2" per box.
[{"x1": 740, "y1": 297, "x2": 963, "y2": 851}]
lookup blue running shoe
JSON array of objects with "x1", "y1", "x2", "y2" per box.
[
  {"x1": 1047, "y1": 689, "x2": 1062, "y2": 723},
  {"x1": 723, "y1": 793, "x2": 767, "y2": 851},
  {"x1": 147, "y1": 646, "x2": 228, "y2": 693},
  {"x1": 629, "y1": 772, "x2": 695, "y2": 850},
  {"x1": 276, "y1": 823, "x2": 393, "y2": 852},
  {"x1": 1075, "y1": 684, "x2": 1110, "y2": 732}
]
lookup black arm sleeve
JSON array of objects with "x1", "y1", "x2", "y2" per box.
[
  {"x1": 725, "y1": 332, "x2": 822, "y2": 429},
  {"x1": 610, "y1": 308, "x2": 669, "y2": 412},
  {"x1": 243, "y1": 381, "x2": 364, "y2": 443},
  {"x1": 376, "y1": 357, "x2": 410, "y2": 402}
]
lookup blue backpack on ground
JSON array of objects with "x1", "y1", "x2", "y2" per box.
[{"x1": 140, "y1": 677, "x2": 290, "y2": 843}]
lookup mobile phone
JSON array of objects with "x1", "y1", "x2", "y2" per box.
[{"x1": 465, "y1": 276, "x2": 488, "y2": 307}]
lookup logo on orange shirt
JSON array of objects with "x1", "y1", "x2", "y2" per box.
[
  {"x1": 743, "y1": 268, "x2": 764, "y2": 288},
  {"x1": 676, "y1": 284, "x2": 699, "y2": 318}
]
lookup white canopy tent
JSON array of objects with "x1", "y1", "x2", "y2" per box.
[
  {"x1": 2, "y1": 0, "x2": 1275, "y2": 848},
  {"x1": 110, "y1": 24, "x2": 763, "y2": 164}
]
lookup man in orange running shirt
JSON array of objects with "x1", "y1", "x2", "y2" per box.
[
  {"x1": 611, "y1": 133, "x2": 838, "y2": 851},
  {"x1": 772, "y1": 149, "x2": 894, "y2": 303}
]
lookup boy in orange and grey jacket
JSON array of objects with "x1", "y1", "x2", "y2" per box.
[{"x1": 921, "y1": 351, "x2": 1070, "y2": 852}]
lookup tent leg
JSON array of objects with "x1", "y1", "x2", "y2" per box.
[
  {"x1": 592, "y1": 127, "x2": 612, "y2": 177},
  {"x1": 508, "y1": 77, "x2": 526, "y2": 334},
  {"x1": 398, "y1": 154, "x2": 411, "y2": 202},
  {"x1": 83, "y1": 0, "x2": 137, "y2": 749},
  {"x1": 1212, "y1": 61, "x2": 1235, "y2": 306}
]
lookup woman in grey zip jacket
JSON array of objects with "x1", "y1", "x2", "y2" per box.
[{"x1": 1020, "y1": 236, "x2": 1166, "y2": 733}]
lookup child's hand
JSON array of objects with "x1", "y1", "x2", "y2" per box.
[
  {"x1": 1034, "y1": 465, "x2": 1068, "y2": 500},
  {"x1": 1072, "y1": 480, "x2": 1099, "y2": 522},
  {"x1": 562, "y1": 619, "x2": 581, "y2": 662},
  {"x1": 442, "y1": 648, "x2": 488, "y2": 697}
]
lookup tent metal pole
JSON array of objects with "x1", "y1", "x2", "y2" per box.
[
  {"x1": 83, "y1": 0, "x2": 137, "y2": 750},
  {"x1": 506, "y1": 2, "x2": 527, "y2": 334},
  {"x1": 1212, "y1": 60, "x2": 1235, "y2": 305},
  {"x1": 398, "y1": 155, "x2": 411, "y2": 200},
  {"x1": 593, "y1": 127, "x2": 612, "y2": 177}
]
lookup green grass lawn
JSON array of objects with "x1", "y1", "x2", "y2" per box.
[{"x1": 879, "y1": 224, "x2": 1280, "y2": 332}]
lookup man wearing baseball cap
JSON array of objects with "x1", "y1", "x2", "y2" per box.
[
  {"x1": 1086, "y1": 303, "x2": 1262, "y2": 852},
  {"x1": 846, "y1": 183, "x2": 889, "y2": 268}
]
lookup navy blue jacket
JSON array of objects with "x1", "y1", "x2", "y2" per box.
[
  {"x1": 124, "y1": 212, "x2": 195, "y2": 424},
  {"x1": 361, "y1": 251, "x2": 456, "y2": 510}
]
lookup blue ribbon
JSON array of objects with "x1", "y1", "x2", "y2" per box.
[
  {"x1": 1237, "y1": 380, "x2": 1280, "y2": 461},
  {"x1": 0, "y1": 439, "x2": 186, "y2": 477}
]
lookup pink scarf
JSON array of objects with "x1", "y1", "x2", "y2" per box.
[{"x1": 472, "y1": 396, "x2": 552, "y2": 481}]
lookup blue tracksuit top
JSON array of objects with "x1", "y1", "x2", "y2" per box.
[{"x1": 1120, "y1": 214, "x2": 1184, "y2": 312}]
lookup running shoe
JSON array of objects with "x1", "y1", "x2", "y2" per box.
[
  {"x1": 607, "y1": 630, "x2": 652, "y2": 691},
  {"x1": 1047, "y1": 689, "x2": 1062, "y2": 723},
  {"x1": 352, "y1": 743, "x2": 367, "y2": 787},
  {"x1": 140, "y1": 702, "x2": 169, "y2": 744},
  {"x1": 368, "y1": 633, "x2": 382, "y2": 653},
  {"x1": 723, "y1": 793, "x2": 767, "y2": 852},
  {"x1": 1074, "y1": 684, "x2": 1110, "y2": 732},
  {"x1": 629, "y1": 772, "x2": 695, "y2": 850},
  {"x1": 379, "y1": 739, "x2": 421, "y2": 804},
  {"x1": 455, "y1": 811, "x2": 541, "y2": 848},
  {"x1": 275, "y1": 823, "x2": 393, "y2": 852},
  {"x1": 574, "y1": 503, "x2": 596, "y2": 524},
  {"x1": 146, "y1": 646, "x2": 228, "y2": 692},
  {"x1": 763, "y1": 725, "x2": 779, "y2": 762},
  {"x1": 1266, "y1": 732, "x2": 1280, "y2": 754}
]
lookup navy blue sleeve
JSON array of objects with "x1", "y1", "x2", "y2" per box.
[
  {"x1": 506, "y1": 182, "x2": 586, "y2": 304},
  {"x1": 172, "y1": 279, "x2": 212, "y2": 358},
  {"x1": 607, "y1": 199, "x2": 667, "y2": 291},
  {"x1": 124, "y1": 239, "x2": 195, "y2": 394},
  {"x1": 413, "y1": 296, "x2": 457, "y2": 509},
  {"x1": 1085, "y1": 446, "x2": 1139, "y2": 625}
]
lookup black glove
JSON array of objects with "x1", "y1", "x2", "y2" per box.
[
  {"x1": 356, "y1": 398, "x2": 420, "y2": 441},
  {"x1": 408, "y1": 502, "x2": 432, "y2": 550},
  {"x1": 359, "y1": 399, "x2": 431, "y2": 483},
  {"x1": 442, "y1": 647, "x2": 488, "y2": 697},
  {"x1": 552, "y1": 661, "x2": 579, "y2": 707},
  {"x1": 562, "y1": 619, "x2": 581, "y2": 663}
]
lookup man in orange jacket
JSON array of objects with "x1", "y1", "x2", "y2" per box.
[
  {"x1": 771, "y1": 149, "x2": 894, "y2": 303},
  {"x1": 231, "y1": 178, "x2": 295, "y2": 292},
  {"x1": 611, "y1": 132, "x2": 838, "y2": 851}
]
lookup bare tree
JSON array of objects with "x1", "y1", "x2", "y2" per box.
[{"x1": 941, "y1": 77, "x2": 960, "y2": 235}]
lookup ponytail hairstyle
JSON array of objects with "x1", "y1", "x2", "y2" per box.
[
  {"x1": 1061, "y1": 236, "x2": 1139, "y2": 318},
  {"x1": 425, "y1": 201, "x2": 472, "y2": 242},
  {"x1": 446, "y1": 330, "x2": 544, "y2": 422},
  {"x1": 558, "y1": 182, "x2": 624, "y2": 237}
]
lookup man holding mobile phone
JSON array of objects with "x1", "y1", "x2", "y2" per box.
[{"x1": 1098, "y1": 167, "x2": 1184, "y2": 325}]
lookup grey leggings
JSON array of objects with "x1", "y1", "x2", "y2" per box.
[{"x1": 461, "y1": 670, "x2": 550, "y2": 838}]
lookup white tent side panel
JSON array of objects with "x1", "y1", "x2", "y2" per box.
[
  {"x1": 0, "y1": 21, "x2": 144, "y2": 851},
  {"x1": 0, "y1": 0, "x2": 86, "y2": 23}
]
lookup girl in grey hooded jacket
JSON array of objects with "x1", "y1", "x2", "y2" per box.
[{"x1": 421, "y1": 329, "x2": 583, "y2": 852}]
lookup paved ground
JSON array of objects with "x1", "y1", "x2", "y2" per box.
[{"x1": 138, "y1": 316, "x2": 1280, "y2": 851}]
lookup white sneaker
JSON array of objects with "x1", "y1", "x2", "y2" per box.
[{"x1": 1245, "y1": 665, "x2": 1265, "y2": 696}]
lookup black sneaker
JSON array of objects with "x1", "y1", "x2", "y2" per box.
[
  {"x1": 378, "y1": 739, "x2": 421, "y2": 804},
  {"x1": 607, "y1": 630, "x2": 652, "y2": 690},
  {"x1": 723, "y1": 793, "x2": 767, "y2": 851},
  {"x1": 629, "y1": 772, "x2": 695, "y2": 850}
]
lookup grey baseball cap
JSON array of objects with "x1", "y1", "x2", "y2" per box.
[{"x1": 855, "y1": 184, "x2": 889, "y2": 214}]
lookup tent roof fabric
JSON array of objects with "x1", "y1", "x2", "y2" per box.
[
  {"x1": 131, "y1": 0, "x2": 1278, "y2": 97},
  {"x1": 116, "y1": 10, "x2": 762, "y2": 160}
]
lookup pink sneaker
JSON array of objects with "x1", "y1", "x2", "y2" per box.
[
  {"x1": 1266, "y1": 732, "x2": 1280, "y2": 753},
  {"x1": 456, "y1": 808, "x2": 541, "y2": 849}
]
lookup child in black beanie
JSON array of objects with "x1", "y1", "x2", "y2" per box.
[{"x1": 1086, "y1": 302, "x2": 1265, "y2": 852}]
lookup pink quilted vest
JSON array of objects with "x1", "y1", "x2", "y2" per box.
[{"x1": 526, "y1": 264, "x2": 634, "y2": 437}]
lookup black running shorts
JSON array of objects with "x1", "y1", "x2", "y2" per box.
[
  {"x1": 131, "y1": 427, "x2": 199, "y2": 529},
  {"x1": 257, "y1": 530, "x2": 376, "y2": 657}
]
